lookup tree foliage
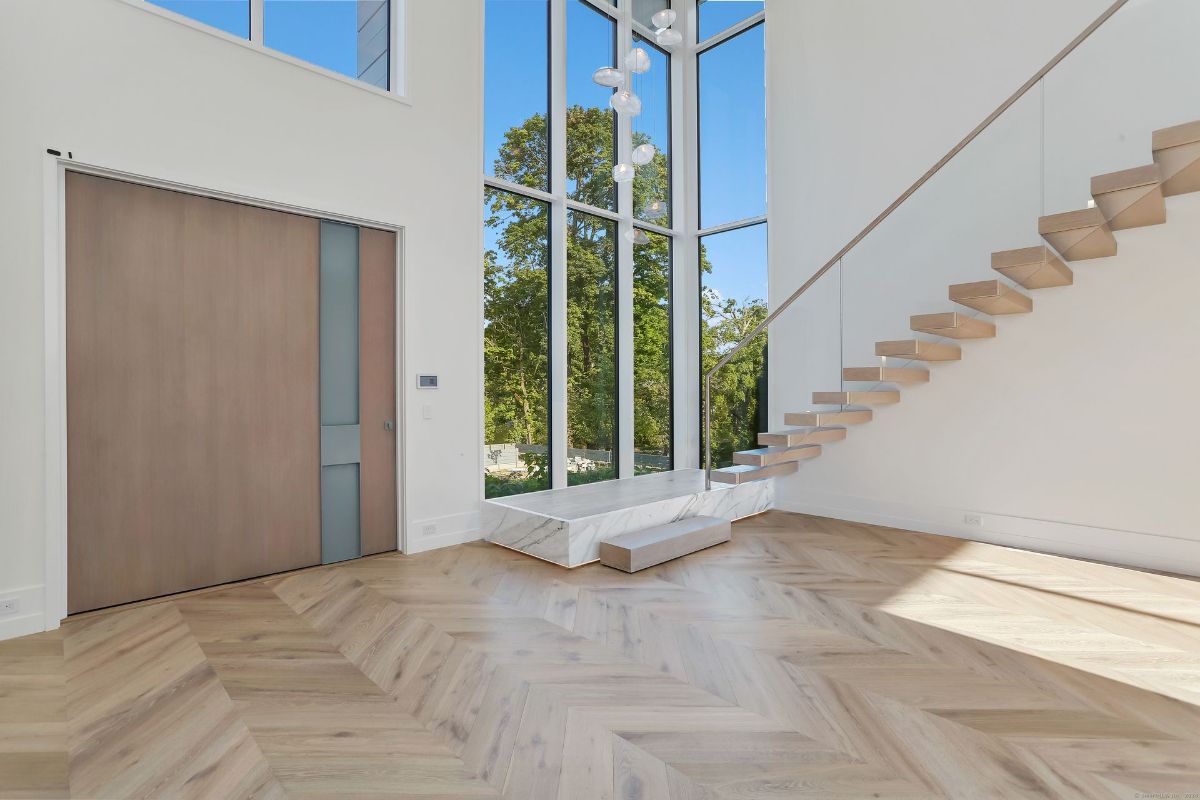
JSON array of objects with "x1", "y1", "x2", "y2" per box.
[
  {"x1": 700, "y1": 275, "x2": 768, "y2": 468},
  {"x1": 484, "y1": 103, "x2": 765, "y2": 496}
]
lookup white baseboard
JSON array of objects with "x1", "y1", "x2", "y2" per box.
[
  {"x1": 406, "y1": 510, "x2": 483, "y2": 555},
  {"x1": 0, "y1": 584, "x2": 52, "y2": 642},
  {"x1": 774, "y1": 490, "x2": 1200, "y2": 578}
]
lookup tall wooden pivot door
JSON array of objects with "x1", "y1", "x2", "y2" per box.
[{"x1": 66, "y1": 173, "x2": 397, "y2": 613}]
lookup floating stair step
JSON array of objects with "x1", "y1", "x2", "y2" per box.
[
  {"x1": 911, "y1": 312, "x2": 996, "y2": 339},
  {"x1": 1091, "y1": 164, "x2": 1165, "y2": 230},
  {"x1": 1038, "y1": 207, "x2": 1117, "y2": 261},
  {"x1": 1152, "y1": 119, "x2": 1200, "y2": 197},
  {"x1": 599, "y1": 515, "x2": 731, "y2": 573},
  {"x1": 949, "y1": 280, "x2": 1032, "y2": 315},
  {"x1": 991, "y1": 246, "x2": 1073, "y2": 289},
  {"x1": 875, "y1": 340, "x2": 961, "y2": 361},
  {"x1": 785, "y1": 409, "x2": 873, "y2": 426},
  {"x1": 843, "y1": 366, "x2": 929, "y2": 384},
  {"x1": 758, "y1": 426, "x2": 848, "y2": 447},
  {"x1": 812, "y1": 390, "x2": 900, "y2": 405},
  {"x1": 711, "y1": 461, "x2": 799, "y2": 485},
  {"x1": 733, "y1": 443, "x2": 822, "y2": 467}
]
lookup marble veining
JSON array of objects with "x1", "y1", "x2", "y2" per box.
[{"x1": 482, "y1": 469, "x2": 773, "y2": 567}]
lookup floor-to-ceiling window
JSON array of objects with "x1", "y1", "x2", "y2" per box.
[
  {"x1": 697, "y1": 7, "x2": 766, "y2": 468},
  {"x1": 483, "y1": 0, "x2": 679, "y2": 495},
  {"x1": 566, "y1": 210, "x2": 618, "y2": 484},
  {"x1": 483, "y1": 0, "x2": 553, "y2": 497},
  {"x1": 633, "y1": 230, "x2": 672, "y2": 473},
  {"x1": 483, "y1": 188, "x2": 552, "y2": 497}
]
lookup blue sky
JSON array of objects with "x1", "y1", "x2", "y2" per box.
[
  {"x1": 485, "y1": 0, "x2": 767, "y2": 305},
  {"x1": 149, "y1": 1, "x2": 362, "y2": 77}
]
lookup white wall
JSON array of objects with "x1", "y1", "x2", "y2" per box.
[
  {"x1": 0, "y1": 0, "x2": 485, "y2": 638},
  {"x1": 765, "y1": 0, "x2": 1200, "y2": 575}
]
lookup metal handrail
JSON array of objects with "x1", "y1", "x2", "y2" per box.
[{"x1": 703, "y1": 0, "x2": 1131, "y2": 488}]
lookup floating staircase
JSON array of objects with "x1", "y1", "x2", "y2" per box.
[{"x1": 711, "y1": 118, "x2": 1200, "y2": 485}]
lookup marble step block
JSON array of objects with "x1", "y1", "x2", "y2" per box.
[
  {"x1": 599, "y1": 516, "x2": 731, "y2": 573},
  {"x1": 482, "y1": 469, "x2": 772, "y2": 567}
]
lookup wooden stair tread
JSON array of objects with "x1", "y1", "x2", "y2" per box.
[
  {"x1": 875, "y1": 340, "x2": 961, "y2": 361},
  {"x1": 1091, "y1": 163, "x2": 1160, "y2": 194},
  {"x1": 784, "y1": 409, "x2": 873, "y2": 426},
  {"x1": 1038, "y1": 206, "x2": 1110, "y2": 233},
  {"x1": 991, "y1": 246, "x2": 1073, "y2": 289},
  {"x1": 1091, "y1": 164, "x2": 1165, "y2": 231},
  {"x1": 711, "y1": 461, "x2": 799, "y2": 485},
  {"x1": 1038, "y1": 207, "x2": 1117, "y2": 261},
  {"x1": 758, "y1": 427, "x2": 848, "y2": 447},
  {"x1": 598, "y1": 516, "x2": 731, "y2": 573},
  {"x1": 733, "y1": 444, "x2": 822, "y2": 467},
  {"x1": 842, "y1": 366, "x2": 929, "y2": 384},
  {"x1": 812, "y1": 391, "x2": 900, "y2": 405},
  {"x1": 1152, "y1": 120, "x2": 1200, "y2": 197},
  {"x1": 911, "y1": 312, "x2": 996, "y2": 339},
  {"x1": 1152, "y1": 119, "x2": 1200, "y2": 151},
  {"x1": 949, "y1": 280, "x2": 1032, "y2": 315}
]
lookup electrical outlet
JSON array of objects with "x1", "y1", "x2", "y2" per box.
[
  {"x1": 963, "y1": 513, "x2": 982, "y2": 527},
  {"x1": 422, "y1": 524, "x2": 437, "y2": 538},
  {"x1": 0, "y1": 598, "x2": 19, "y2": 616}
]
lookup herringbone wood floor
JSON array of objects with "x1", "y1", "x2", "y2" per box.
[{"x1": 3, "y1": 511, "x2": 1200, "y2": 799}]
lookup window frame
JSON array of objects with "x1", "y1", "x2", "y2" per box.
[
  {"x1": 692, "y1": 9, "x2": 768, "y2": 470},
  {"x1": 482, "y1": 186, "x2": 554, "y2": 498},
  {"x1": 127, "y1": 0, "x2": 409, "y2": 102},
  {"x1": 483, "y1": 0, "x2": 686, "y2": 491}
]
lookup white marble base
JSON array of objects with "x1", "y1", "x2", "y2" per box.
[{"x1": 481, "y1": 469, "x2": 773, "y2": 567}]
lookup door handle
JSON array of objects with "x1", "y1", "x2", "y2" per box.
[{"x1": 383, "y1": 420, "x2": 394, "y2": 432}]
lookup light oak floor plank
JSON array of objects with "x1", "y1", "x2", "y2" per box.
[{"x1": 0, "y1": 510, "x2": 1197, "y2": 798}]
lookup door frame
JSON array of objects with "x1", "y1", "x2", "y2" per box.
[{"x1": 42, "y1": 154, "x2": 407, "y2": 629}]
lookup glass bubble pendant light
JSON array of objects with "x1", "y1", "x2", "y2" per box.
[
  {"x1": 624, "y1": 47, "x2": 651, "y2": 74},
  {"x1": 645, "y1": 200, "x2": 668, "y2": 220},
  {"x1": 632, "y1": 143, "x2": 657, "y2": 166},
  {"x1": 609, "y1": 89, "x2": 642, "y2": 116},
  {"x1": 613, "y1": 163, "x2": 635, "y2": 184},
  {"x1": 655, "y1": 27, "x2": 683, "y2": 48},
  {"x1": 626, "y1": 228, "x2": 650, "y2": 245},
  {"x1": 592, "y1": 67, "x2": 624, "y2": 89},
  {"x1": 651, "y1": 9, "x2": 677, "y2": 29}
]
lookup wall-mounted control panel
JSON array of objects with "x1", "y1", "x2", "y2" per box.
[{"x1": 417, "y1": 374, "x2": 438, "y2": 389}]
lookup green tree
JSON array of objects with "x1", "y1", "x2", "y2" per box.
[
  {"x1": 483, "y1": 188, "x2": 551, "y2": 495},
  {"x1": 633, "y1": 232, "x2": 671, "y2": 469},
  {"x1": 484, "y1": 103, "x2": 764, "y2": 493},
  {"x1": 700, "y1": 270, "x2": 767, "y2": 468}
]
